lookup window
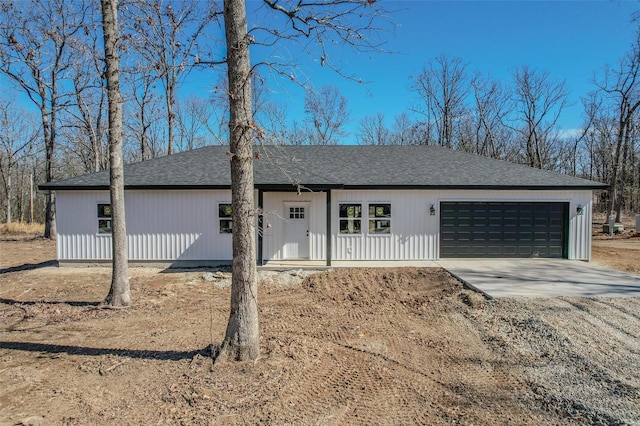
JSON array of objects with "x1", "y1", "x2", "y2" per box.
[
  {"x1": 97, "y1": 203, "x2": 112, "y2": 234},
  {"x1": 369, "y1": 203, "x2": 391, "y2": 234},
  {"x1": 219, "y1": 203, "x2": 233, "y2": 234},
  {"x1": 289, "y1": 206, "x2": 305, "y2": 219},
  {"x1": 339, "y1": 203, "x2": 362, "y2": 234}
]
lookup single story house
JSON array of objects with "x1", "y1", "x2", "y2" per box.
[{"x1": 40, "y1": 145, "x2": 607, "y2": 266}]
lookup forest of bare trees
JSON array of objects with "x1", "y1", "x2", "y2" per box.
[{"x1": 1, "y1": 0, "x2": 640, "y2": 230}]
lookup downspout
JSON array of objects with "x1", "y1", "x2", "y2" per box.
[
  {"x1": 326, "y1": 189, "x2": 332, "y2": 266},
  {"x1": 257, "y1": 189, "x2": 264, "y2": 266}
]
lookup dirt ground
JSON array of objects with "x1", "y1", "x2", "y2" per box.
[
  {"x1": 1, "y1": 236, "x2": 639, "y2": 425},
  {"x1": 591, "y1": 214, "x2": 640, "y2": 274}
]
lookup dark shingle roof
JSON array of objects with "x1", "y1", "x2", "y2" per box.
[{"x1": 40, "y1": 145, "x2": 607, "y2": 190}]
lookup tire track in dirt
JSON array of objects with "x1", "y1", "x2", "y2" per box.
[
  {"x1": 270, "y1": 341, "x2": 440, "y2": 424},
  {"x1": 257, "y1": 269, "x2": 558, "y2": 425}
]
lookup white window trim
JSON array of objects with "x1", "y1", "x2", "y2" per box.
[
  {"x1": 96, "y1": 201, "x2": 112, "y2": 237},
  {"x1": 337, "y1": 201, "x2": 363, "y2": 236},
  {"x1": 367, "y1": 201, "x2": 392, "y2": 236},
  {"x1": 218, "y1": 202, "x2": 233, "y2": 235}
]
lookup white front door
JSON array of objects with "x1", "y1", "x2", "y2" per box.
[{"x1": 284, "y1": 204, "x2": 309, "y2": 259}]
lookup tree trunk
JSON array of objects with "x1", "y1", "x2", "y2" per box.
[
  {"x1": 4, "y1": 171, "x2": 11, "y2": 223},
  {"x1": 141, "y1": 108, "x2": 148, "y2": 161},
  {"x1": 29, "y1": 172, "x2": 33, "y2": 224},
  {"x1": 77, "y1": 92, "x2": 102, "y2": 173},
  {"x1": 16, "y1": 165, "x2": 25, "y2": 222},
  {"x1": 101, "y1": 0, "x2": 130, "y2": 307},
  {"x1": 44, "y1": 189, "x2": 56, "y2": 237},
  {"x1": 608, "y1": 111, "x2": 627, "y2": 220},
  {"x1": 167, "y1": 82, "x2": 175, "y2": 155},
  {"x1": 41, "y1": 107, "x2": 56, "y2": 239},
  {"x1": 216, "y1": 0, "x2": 260, "y2": 363},
  {"x1": 616, "y1": 127, "x2": 631, "y2": 222}
]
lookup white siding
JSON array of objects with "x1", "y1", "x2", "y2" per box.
[
  {"x1": 56, "y1": 191, "x2": 112, "y2": 260},
  {"x1": 55, "y1": 187, "x2": 593, "y2": 263},
  {"x1": 262, "y1": 191, "x2": 326, "y2": 261},
  {"x1": 332, "y1": 190, "x2": 437, "y2": 261},
  {"x1": 56, "y1": 190, "x2": 234, "y2": 261},
  {"x1": 331, "y1": 189, "x2": 593, "y2": 261}
]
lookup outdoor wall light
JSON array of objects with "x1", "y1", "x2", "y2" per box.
[
  {"x1": 430, "y1": 205, "x2": 436, "y2": 216},
  {"x1": 576, "y1": 205, "x2": 584, "y2": 216}
]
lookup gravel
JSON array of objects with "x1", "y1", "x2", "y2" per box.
[{"x1": 472, "y1": 297, "x2": 640, "y2": 425}]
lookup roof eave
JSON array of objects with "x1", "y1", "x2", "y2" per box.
[
  {"x1": 41, "y1": 183, "x2": 608, "y2": 191},
  {"x1": 39, "y1": 184, "x2": 232, "y2": 191},
  {"x1": 341, "y1": 184, "x2": 609, "y2": 191}
]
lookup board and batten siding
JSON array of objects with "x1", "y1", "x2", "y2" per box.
[
  {"x1": 262, "y1": 191, "x2": 326, "y2": 261},
  {"x1": 56, "y1": 190, "x2": 234, "y2": 262},
  {"x1": 332, "y1": 190, "x2": 437, "y2": 261},
  {"x1": 331, "y1": 189, "x2": 593, "y2": 261},
  {"x1": 56, "y1": 188, "x2": 593, "y2": 263}
]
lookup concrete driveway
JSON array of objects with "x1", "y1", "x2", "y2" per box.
[{"x1": 437, "y1": 259, "x2": 640, "y2": 298}]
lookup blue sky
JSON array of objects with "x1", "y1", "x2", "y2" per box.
[
  {"x1": 2, "y1": 1, "x2": 638, "y2": 145},
  {"x1": 238, "y1": 0, "x2": 639, "y2": 141}
]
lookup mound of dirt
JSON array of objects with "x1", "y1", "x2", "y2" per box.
[{"x1": 303, "y1": 267, "x2": 462, "y2": 309}]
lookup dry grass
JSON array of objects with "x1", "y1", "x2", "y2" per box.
[{"x1": 0, "y1": 221, "x2": 44, "y2": 235}]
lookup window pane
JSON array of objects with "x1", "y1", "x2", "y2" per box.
[
  {"x1": 339, "y1": 203, "x2": 361, "y2": 218},
  {"x1": 369, "y1": 204, "x2": 391, "y2": 218},
  {"x1": 220, "y1": 219, "x2": 233, "y2": 234},
  {"x1": 369, "y1": 219, "x2": 390, "y2": 234},
  {"x1": 98, "y1": 219, "x2": 112, "y2": 234},
  {"x1": 339, "y1": 219, "x2": 361, "y2": 234},
  {"x1": 288, "y1": 207, "x2": 306, "y2": 219},
  {"x1": 219, "y1": 204, "x2": 232, "y2": 218},
  {"x1": 97, "y1": 204, "x2": 112, "y2": 218}
]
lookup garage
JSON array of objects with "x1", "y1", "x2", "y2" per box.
[
  {"x1": 440, "y1": 202, "x2": 569, "y2": 258},
  {"x1": 43, "y1": 145, "x2": 601, "y2": 264}
]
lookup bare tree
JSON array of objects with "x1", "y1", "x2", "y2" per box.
[
  {"x1": 304, "y1": 85, "x2": 350, "y2": 145},
  {"x1": 175, "y1": 95, "x2": 214, "y2": 151},
  {"x1": 357, "y1": 112, "x2": 390, "y2": 145},
  {"x1": 123, "y1": 65, "x2": 163, "y2": 161},
  {"x1": 207, "y1": 70, "x2": 271, "y2": 146},
  {"x1": 216, "y1": 0, "x2": 259, "y2": 362},
  {"x1": 284, "y1": 120, "x2": 313, "y2": 146},
  {"x1": 470, "y1": 73, "x2": 513, "y2": 159},
  {"x1": 0, "y1": 98, "x2": 39, "y2": 223},
  {"x1": 559, "y1": 94, "x2": 597, "y2": 177},
  {"x1": 594, "y1": 36, "x2": 640, "y2": 220},
  {"x1": 101, "y1": 0, "x2": 130, "y2": 307},
  {"x1": 259, "y1": 101, "x2": 291, "y2": 145},
  {"x1": 412, "y1": 54, "x2": 469, "y2": 148},
  {"x1": 584, "y1": 98, "x2": 617, "y2": 184},
  {"x1": 511, "y1": 66, "x2": 568, "y2": 169},
  {"x1": 389, "y1": 112, "x2": 417, "y2": 145},
  {"x1": 0, "y1": 0, "x2": 87, "y2": 238},
  {"x1": 66, "y1": 4, "x2": 109, "y2": 173},
  {"x1": 124, "y1": 0, "x2": 220, "y2": 155},
  {"x1": 216, "y1": 0, "x2": 391, "y2": 362}
]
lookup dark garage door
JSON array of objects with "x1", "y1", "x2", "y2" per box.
[{"x1": 440, "y1": 202, "x2": 568, "y2": 258}]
